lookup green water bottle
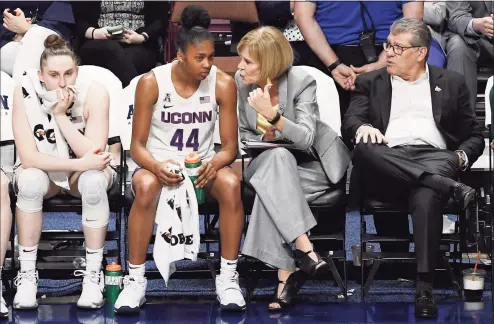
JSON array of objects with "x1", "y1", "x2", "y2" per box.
[
  {"x1": 184, "y1": 153, "x2": 206, "y2": 205},
  {"x1": 105, "y1": 262, "x2": 122, "y2": 304}
]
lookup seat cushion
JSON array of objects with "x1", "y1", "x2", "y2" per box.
[
  {"x1": 363, "y1": 197, "x2": 457, "y2": 213},
  {"x1": 242, "y1": 185, "x2": 345, "y2": 209}
]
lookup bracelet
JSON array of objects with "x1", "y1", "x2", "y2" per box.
[
  {"x1": 327, "y1": 59, "x2": 342, "y2": 72},
  {"x1": 268, "y1": 111, "x2": 281, "y2": 125},
  {"x1": 141, "y1": 33, "x2": 149, "y2": 42},
  {"x1": 91, "y1": 28, "x2": 96, "y2": 39}
]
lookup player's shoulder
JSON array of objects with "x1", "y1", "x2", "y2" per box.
[{"x1": 215, "y1": 68, "x2": 236, "y2": 92}]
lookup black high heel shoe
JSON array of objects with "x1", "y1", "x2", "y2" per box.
[
  {"x1": 294, "y1": 249, "x2": 330, "y2": 276},
  {"x1": 268, "y1": 270, "x2": 306, "y2": 311}
]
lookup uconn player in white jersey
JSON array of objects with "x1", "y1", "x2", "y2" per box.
[{"x1": 115, "y1": 6, "x2": 246, "y2": 313}]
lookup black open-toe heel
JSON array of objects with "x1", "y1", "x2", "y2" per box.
[
  {"x1": 294, "y1": 249, "x2": 330, "y2": 276},
  {"x1": 268, "y1": 270, "x2": 306, "y2": 311}
]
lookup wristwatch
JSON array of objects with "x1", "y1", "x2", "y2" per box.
[{"x1": 455, "y1": 150, "x2": 468, "y2": 170}]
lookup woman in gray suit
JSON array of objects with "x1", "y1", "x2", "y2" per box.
[{"x1": 235, "y1": 26, "x2": 349, "y2": 310}]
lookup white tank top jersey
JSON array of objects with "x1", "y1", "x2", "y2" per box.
[{"x1": 146, "y1": 62, "x2": 218, "y2": 163}]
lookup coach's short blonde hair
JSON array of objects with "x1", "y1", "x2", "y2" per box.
[{"x1": 237, "y1": 26, "x2": 293, "y2": 81}]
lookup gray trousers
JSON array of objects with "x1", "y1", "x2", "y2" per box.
[
  {"x1": 445, "y1": 33, "x2": 494, "y2": 110},
  {"x1": 241, "y1": 147, "x2": 331, "y2": 271}
]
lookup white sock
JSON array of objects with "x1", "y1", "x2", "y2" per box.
[
  {"x1": 18, "y1": 244, "x2": 38, "y2": 271},
  {"x1": 128, "y1": 263, "x2": 145, "y2": 278},
  {"x1": 85, "y1": 247, "x2": 104, "y2": 273},
  {"x1": 220, "y1": 257, "x2": 237, "y2": 277}
]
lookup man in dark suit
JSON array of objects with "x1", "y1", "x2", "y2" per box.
[{"x1": 343, "y1": 19, "x2": 484, "y2": 319}]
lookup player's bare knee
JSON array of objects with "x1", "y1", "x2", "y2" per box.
[
  {"x1": 133, "y1": 173, "x2": 161, "y2": 205},
  {"x1": 215, "y1": 171, "x2": 241, "y2": 203}
]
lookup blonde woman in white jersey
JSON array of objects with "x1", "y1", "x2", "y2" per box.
[
  {"x1": 115, "y1": 6, "x2": 246, "y2": 313},
  {"x1": 12, "y1": 35, "x2": 114, "y2": 310}
]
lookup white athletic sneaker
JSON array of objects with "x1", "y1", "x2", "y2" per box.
[
  {"x1": 114, "y1": 275, "x2": 147, "y2": 314},
  {"x1": 74, "y1": 270, "x2": 105, "y2": 309},
  {"x1": 13, "y1": 270, "x2": 39, "y2": 310},
  {"x1": 1, "y1": 294, "x2": 8, "y2": 319},
  {"x1": 216, "y1": 272, "x2": 246, "y2": 311}
]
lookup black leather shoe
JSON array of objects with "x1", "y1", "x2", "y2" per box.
[
  {"x1": 268, "y1": 270, "x2": 306, "y2": 311},
  {"x1": 294, "y1": 249, "x2": 330, "y2": 276},
  {"x1": 452, "y1": 183, "x2": 475, "y2": 210},
  {"x1": 415, "y1": 290, "x2": 438, "y2": 319}
]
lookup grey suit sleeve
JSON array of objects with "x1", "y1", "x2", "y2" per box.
[
  {"x1": 424, "y1": 2, "x2": 446, "y2": 26},
  {"x1": 447, "y1": 1, "x2": 481, "y2": 44},
  {"x1": 281, "y1": 77, "x2": 317, "y2": 150},
  {"x1": 234, "y1": 72, "x2": 262, "y2": 142}
]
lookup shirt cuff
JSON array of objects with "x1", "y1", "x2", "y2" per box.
[
  {"x1": 466, "y1": 19, "x2": 482, "y2": 37},
  {"x1": 455, "y1": 150, "x2": 469, "y2": 171}
]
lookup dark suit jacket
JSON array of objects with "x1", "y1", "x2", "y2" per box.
[
  {"x1": 342, "y1": 65, "x2": 485, "y2": 166},
  {"x1": 71, "y1": 1, "x2": 170, "y2": 47}
]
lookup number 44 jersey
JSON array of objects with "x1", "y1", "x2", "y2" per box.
[{"x1": 146, "y1": 62, "x2": 218, "y2": 164}]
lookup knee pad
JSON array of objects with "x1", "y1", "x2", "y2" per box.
[
  {"x1": 78, "y1": 170, "x2": 110, "y2": 229},
  {"x1": 16, "y1": 168, "x2": 49, "y2": 213}
]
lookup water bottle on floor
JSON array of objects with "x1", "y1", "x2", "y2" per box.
[{"x1": 105, "y1": 262, "x2": 122, "y2": 304}]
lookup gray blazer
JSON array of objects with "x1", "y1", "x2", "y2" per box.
[
  {"x1": 235, "y1": 66, "x2": 350, "y2": 184},
  {"x1": 447, "y1": 1, "x2": 493, "y2": 45}
]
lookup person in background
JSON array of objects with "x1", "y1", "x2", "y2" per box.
[
  {"x1": 72, "y1": 1, "x2": 170, "y2": 87},
  {"x1": 295, "y1": 1, "x2": 424, "y2": 118},
  {"x1": 0, "y1": 1, "x2": 74, "y2": 85},
  {"x1": 445, "y1": 1, "x2": 494, "y2": 111}
]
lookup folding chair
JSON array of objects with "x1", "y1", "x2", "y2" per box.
[
  {"x1": 241, "y1": 66, "x2": 348, "y2": 297},
  {"x1": 11, "y1": 67, "x2": 125, "y2": 279}
]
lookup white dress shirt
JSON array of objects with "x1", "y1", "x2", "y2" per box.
[{"x1": 385, "y1": 66, "x2": 448, "y2": 149}]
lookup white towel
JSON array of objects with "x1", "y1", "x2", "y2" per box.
[
  {"x1": 153, "y1": 169, "x2": 200, "y2": 284},
  {"x1": 21, "y1": 70, "x2": 83, "y2": 190}
]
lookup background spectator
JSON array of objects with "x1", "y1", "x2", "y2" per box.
[
  {"x1": 72, "y1": 1, "x2": 170, "y2": 87},
  {"x1": 0, "y1": 1, "x2": 74, "y2": 84},
  {"x1": 424, "y1": 2, "x2": 447, "y2": 68},
  {"x1": 445, "y1": 1, "x2": 494, "y2": 110},
  {"x1": 295, "y1": 1, "x2": 424, "y2": 118},
  {"x1": 256, "y1": 0, "x2": 313, "y2": 66}
]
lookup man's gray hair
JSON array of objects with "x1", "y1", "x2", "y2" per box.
[{"x1": 390, "y1": 18, "x2": 432, "y2": 54}]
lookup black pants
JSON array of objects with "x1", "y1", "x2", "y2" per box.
[
  {"x1": 353, "y1": 143, "x2": 459, "y2": 273},
  {"x1": 78, "y1": 39, "x2": 158, "y2": 87}
]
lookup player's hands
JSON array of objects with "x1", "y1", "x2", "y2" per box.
[
  {"x1": 153, "y1": 160, "x2": 183, "y2": 186},
  {"x1": 195, "y1": 161, "x2": 216, "y2": 188}
]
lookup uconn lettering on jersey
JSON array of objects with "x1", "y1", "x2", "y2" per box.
[
  {"x1": 0, "y1": 95, "x2": 9, "y2": 110},
  {"x1": 161, "y1": 111, "x2": 212, "y2": 125}
]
